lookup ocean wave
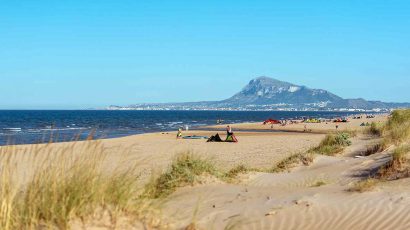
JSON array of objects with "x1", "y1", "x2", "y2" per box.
[
  {"x1": 39, "y1": 127, "x2": 87, "y2": 131},
  {"x1": 3, "y1": 128, "x2": 22, "y2": 132}
]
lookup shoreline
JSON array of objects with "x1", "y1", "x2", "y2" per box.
[{"x1": 0, "y1": 113, "x2": 388, "y2": 147}]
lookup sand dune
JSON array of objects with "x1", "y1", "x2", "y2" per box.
[{"x1": 161, "y1": 135, "x2": 410, "y2": 230}]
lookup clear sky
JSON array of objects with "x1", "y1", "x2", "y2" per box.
[{"x1": 1, "y1": 0, "x2": 409, "y2": 109}]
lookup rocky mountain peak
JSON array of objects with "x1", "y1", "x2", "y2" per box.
[{"x1": 224, "y1": 76, "x2": 342, "y2": 105}]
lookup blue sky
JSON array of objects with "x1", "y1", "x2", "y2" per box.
[{"x1": 0, "y1": 0, "x2": 409, "y2": 109}]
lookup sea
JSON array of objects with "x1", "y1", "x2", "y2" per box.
[{"x1": 0, "y1": 110, "x2": 366, "y2": 146}]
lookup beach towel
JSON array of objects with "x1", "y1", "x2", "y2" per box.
[{"x1": 182, "y1": 135, "x2": 208, "y2": 139}]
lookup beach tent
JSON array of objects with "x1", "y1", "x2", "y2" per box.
[{"x1": 207, "y1": 133, "x2": 224, "y2": 142}]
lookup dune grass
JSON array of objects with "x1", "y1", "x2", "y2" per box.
[
  {"x1": 392, "y1": 144, "x2": 410, "y2": 166},
  {"x1": 224, "y1": 164, "x2": 250, "y2": 181},
  {"x1": 367, "y1": 122, "x2": 384, "y2": 137},
  {"x1": 349, "y1": 178, "x2": 378, "y2": 193},
  {"x1": 382, "y1": 109, "x2": 410, "y2": 146},
  {"x1": 309, "y1": 132, "x2": 352, "y2": 156},
  {"x1": 0, "y1": 141, "x2": 159, "y2": 229},
  {"x1": 310, "y1": 180, "x2": 327, "y2": 187},
  {"x1": 364, "y1": 143, "x2": 384, "y2": 156},
  {"x1": 269, "y1": 152, "x2": 314, "y2": 173},
  {"x1": 377, "y1": 143, "x2": 410, "y2": 180},
  {"x1": 144, "y1": 154, "x2": 266, "y2": 198},
  {"x1": 144, "y1": 153, "x2": 222, "y2": 199}
]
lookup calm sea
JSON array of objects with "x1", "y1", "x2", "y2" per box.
[{"x1": 0, "y1": 110, "x2": 364, "y2": 145}]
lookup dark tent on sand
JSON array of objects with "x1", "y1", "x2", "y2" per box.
[{"x1": 207, "y1": 133, "x2": 224, "y2": 142}]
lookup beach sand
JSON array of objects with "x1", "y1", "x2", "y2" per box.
[
  {"x1": 5, "y1": 130, "x2": 325, "y2": 184},
  {"x1": 4, "y1": 114, "x2": 410, "y2": 229}
]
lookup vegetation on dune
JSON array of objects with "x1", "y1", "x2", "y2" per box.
[
  {"x1": 377, "y1": 143, "x2": 410, "y2": 180},
  {"x1": 364, "y1": 143, "x2": 384, "y2": 156},
  {"x1": 144, "y1": 154, "x2": 263, "y2": 198},
  {"x1": 269, "y1": 152, "x2": 314, "y2": 173},
  {"x1": 0, "y1": 142, "x2": 161, "y2": 230},
  {"x1": 372, "y1": 109, "x2": 410, "y2": 180},
  {"x1": 349, "y1": 178, "x2": 378, "y2": 193},
  {"x1": 367, "y1": 121, "x2": 384, "y2": 137},
  {"x1": 382, "y1": 109, "x2": 410, "y2": 146},
  {"x1": 310, "y1": 180, "x2": 327, "y2": 187},
  {"x1": 310, "y1": 132, "x2": 352, "y2": 156},
  {"x1": 355, "y1": 109, "x2": 410, "y2": 186},
  {"x1": 144, "y1": 153, "x2": 222, "y2": 199},
  {"x1": 224, "y1": 164, "x2": 250, "y2": 181}
]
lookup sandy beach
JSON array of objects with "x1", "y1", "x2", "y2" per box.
[
  {"x1": 3, "y1": 113, "x2": 410, "y2": 229},
  {"x1": 5, "y1": 130, "x2": 325, "y2": 184}
]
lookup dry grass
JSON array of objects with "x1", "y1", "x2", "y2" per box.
[
  {"x1": 377, "y1": 143, "x2": 410, "y2": 180},
  {"x1": 0, "y1": 141, "x2": 161, "y2": 229},
  {"x1": 349, "y1": 178, "x2": 378, "y2": 193},
  {"x1": 367, "y1": 122, "x2": 384, "y2": 137},
  {"x1": 144, "y1": 153, "x2": 221, "y2": 199},
  {"x1": 310, "y1": 180, "x2": 327, "y2": 187},
  {"x1": 383, "y1": 109, "x2": 410, "y2": 145},
  {"x1": 363, "y1": 143, "x2": 384, "y2": 156},
  {"x1": 269, "y1": 152, "x2": 314, "y2": 173},
  {"x1": 370, "y1": 110, "x2": 410, "y2": 180},
  {"x1": 224, "y1": 164, "x2": 250, "y2": 182},
  {"x1": 310, "y1": 132, "x2": 352, "y2": 156}
]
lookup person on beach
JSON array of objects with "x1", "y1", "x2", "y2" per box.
[
  {"x1": 225, "y1": 125, "x2": 238, "y2": 142},
  {"x1": 226, "y1": 125, "x2": 233, "y2": 136},
  {"x1": 177, "y1": 127, "x2": 182, "y2": 139}
]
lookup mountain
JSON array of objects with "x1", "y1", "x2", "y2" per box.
[
  {"x1": 222, "y1": 77, "x2": 343, "y2": 106},
  {"x1": 109, "y1": 77, "x2": 410, "y2": 111}
]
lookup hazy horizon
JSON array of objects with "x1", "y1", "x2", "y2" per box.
[{"x1": 1, "y1": 1, "x2": 409, "y2": 109}]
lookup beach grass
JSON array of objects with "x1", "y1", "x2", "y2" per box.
[
  {"x1": 367, "y1": 121, "x2": 384, "y2": 137},
  {"x1": 377, "y1": 143, "x2": 410, "y2": 180},
  {"x1": 224, "y1": 164, "x2": 250, "y2": 181},
  {"x1": 309, "y1": 132, "x2": 352, "y2": 156},
  {"x1": 364, "y1": 143, "x2": 384, "y2": 156},
  {"x1": 269, "y1": 152, "x2": 314, "y2": 173},
  {"x1": 349, "y1": 178, "x2": 378, "y2": 193},
  {"x1": 310, "y1": 180, "x2": 327, "y2": 187},
  {"x1": 0, "y1": 142, "x2": 160, "y2": 229},
  {"x1": 144, "y1": 152, "x2": 221, "y2": 199},
  {"x1": 382, "y1": 109, "x2": 410, "y2": 146}
]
